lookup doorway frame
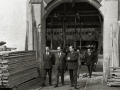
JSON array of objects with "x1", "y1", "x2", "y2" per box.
[
  {"x1": 41, "y1": 0, "x2": 104, "y2": 57},
  {"x1": 40, "y1": 0, "x2": 104, "y2": 77}
]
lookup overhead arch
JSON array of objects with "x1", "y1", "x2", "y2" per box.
[
  {"x1": 44, "y1": 0, "x2": 103, "y2": 20},
  {"x1": 40, "y1": 0, "x2": 103, "y2": 63}
]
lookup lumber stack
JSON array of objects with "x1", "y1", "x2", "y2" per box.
[
  {"x1": 0, "y1": 41, "x2": 6, "y2": 46},
  {"x1": 107, "y1": 67, "x2": 120, "y2": 87},
  {"x1": 0, "y1": 51, "x2": 39, "y2": 88}
]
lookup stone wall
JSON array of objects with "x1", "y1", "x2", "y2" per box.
[{"x1": 103, "y1": 0, "x2": 118, "y2": 80}]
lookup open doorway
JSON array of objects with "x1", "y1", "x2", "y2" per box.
[{"x1": 45, "y1": 1, "x2": 103, "y2": 65}]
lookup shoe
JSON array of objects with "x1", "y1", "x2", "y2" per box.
[
  {"x1": 42, "y1": 83, "x2": 45, "y2": 87},
  {"x1": 70, "y1": 85, "x2": 74, "y2": 87},
  {"x1": 89, "y1": 76, "x2": 91, "y2": 78},
  {"x1": 49, "y1": 84, "x2": 52, "y2": 86},
  {"x1": 61, "y1": 84, "x2": 64, "y2": 86},
  {"x1": 74, "y1": 86, "x2": 77, "y2": 89},
  {"x1": 54, "y1": 84, "x2": 58, "y2": 88}
]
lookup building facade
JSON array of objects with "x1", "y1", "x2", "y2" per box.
[{"x1": 0, "y1": 0, "x2": 120, "y2": 80}]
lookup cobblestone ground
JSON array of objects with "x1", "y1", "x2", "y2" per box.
[{"x1": 24, "y1": 66, "x2": 120, "y2": 90}]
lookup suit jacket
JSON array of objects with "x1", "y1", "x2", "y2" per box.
[
  {"x1": 93, "y1": 51, "x2": 98, "y2": 63},
  {"x1": 43, "y1": 52, "x2": 54, "y2": 69},
  {"x1": 85, "y1": 52, "x2": 94, "y2": 65},
  {"x1": 66, "y1": 51, "x2": 79, "y2": 69},
  {"x1": 54, "y1": 52, "x2": 66, "y2": 69}
]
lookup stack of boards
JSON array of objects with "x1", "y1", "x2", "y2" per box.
[
  {"x1": 107, "y1": 67, "x2": 120, "y2": 87},
  {"x1": 0, "y1": 51, "x2": 39, "y2": 88}
]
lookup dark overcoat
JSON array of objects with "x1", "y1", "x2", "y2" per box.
[
  {"x1": 85, "y1": 52, "x2": 94, "y2": 65},
  {"x1": 66, "y1": 51, "x2": 79, "y2": 69},
  {"x1": 54, "y1": 52, "x2": 66, "y2": 69},
  {"x1": 43, "y1": 52, "x2": 54, "y2": 69}
]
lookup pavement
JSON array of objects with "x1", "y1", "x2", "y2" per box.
[{"x1": 22, "y1": 65, "x2": 120, "y2": 90}]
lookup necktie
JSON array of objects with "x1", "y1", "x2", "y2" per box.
[
  {"x1": 58, "y1": 52, "x2": 61, "y2": 57},
  {"x1": 88, "y1": 52, "x2": 91, "y2": 56},
  {"x1": 46, "y1": 52, "x2": 49, "y2": 55}
]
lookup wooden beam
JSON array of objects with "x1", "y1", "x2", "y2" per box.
[
  {"x1": 29, "y1": 0, "x2": 42, "y2": 4},
  {"x1": 74, "y1": 16, "x2": 77, "y2": 48},
  {"x1": 119, "y1": 0, "x2": 120, "y2": 20},
  {"x1": 63, "y1": 3, "x2": 66, "y2": 48},
  {"x1": 109, "y1": 67, "x2": 120, "y2": 69},
  {"x1": 79, "y1": 17, "x2": 81, "y2": 49},
  {"x1": 48, "y1": 14, "x2": 100, "y2": 17},
  {"x1": 50, "y1": 18, "x2": 53, "y2": 49},
  {"x1": 52, "y1": 11, "x2": 98, "y2": 13},
  {"x1": 14, "y1": 77, "x2": 40, "y2": 90},
  {"x1": 47, "y1": 22, "x2": 99, "y2": 24},
  {"x1": 99, "y1": 15, "x2": 102, "y2": 23},
  {"x1": 47, "y1": 22, "x2": 100, "y2": 26},
  {"x1": 108, "y1": 79, "x2": 120, "y2": 82},
  {"x1": 108, "y1": 82, "x2": 120, "y2": 87}
]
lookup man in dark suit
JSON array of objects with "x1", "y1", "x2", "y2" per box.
[
  {"x1": 54, "y1": 46, "x2": 66, "y2": 87},
  {"x1": 66, "y1": 46, "x2": 79, "y2": 89},
  {"x1": 42, "y1": 46, "x2": 54, "y2": 87},
  {"x1": 85, "y1": 48, "x2": 95, "y2": 78}
]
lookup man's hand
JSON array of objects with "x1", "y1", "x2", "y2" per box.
[{"x1": 67, "y1": 57, "x2": 70, "y2": 61}]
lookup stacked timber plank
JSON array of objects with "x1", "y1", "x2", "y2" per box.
[
  {"x1": 0, "y1": 51, "x2": 39, "y2": 88},
  {"x1": 107, "y1": 67, "x2": 120, "y2": 87},
  {"x1": 0, "y1": 41, "x2": 6, "y2": 46}
]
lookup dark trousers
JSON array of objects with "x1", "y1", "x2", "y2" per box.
[
  {"x1": 87, "y1": 65, "x2": 93, "y2": 77},
  {"x1": 55, "y1": 68, "x2": 64, "y2": 85},
  {"x1": 42, "y1": 68, "x2": 52, "y2": 85},
  {"x1": 69, "y1": 69, "x2": 77, "y2": 87},
  {"x1": 93, "y1": 64, "x2": 96, "y2": 71}
]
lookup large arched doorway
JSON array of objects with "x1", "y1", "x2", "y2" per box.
[
  {"x1": 41, "y1": 0, "x2": 103, "y2": 57},
  {"x1": 40, "y1": 0, "x2": 104, "y2": 73},
  {"x1": 46, "y1": 2, "x2": 103, "y2": 49},
  {"x1": 41, "y1": 0, "x2": 103, "y2": 62},
  {"x1": 41, "y1": 0, "x2": 103, "y2": 52}
]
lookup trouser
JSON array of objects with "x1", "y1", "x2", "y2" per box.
[
  {"x1": 42, "y1": 68, "x2": 52, "y2": 84},
  {"x1": 69, "y1": 69, "x2": 77, "y2": 87},
  {"x1": 87, "y1": 64, "x2": 93, "y2": 77},
  {"x1": 55, "y1": 68, "x2": 64, "y2": 85},
  {"x1": 93, "y1": 63, "x2": 97, "y2": 71}
]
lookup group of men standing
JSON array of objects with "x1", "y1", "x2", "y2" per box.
[{"x1": 41, "y1": 46, "x2": 97, "y2": 89}]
